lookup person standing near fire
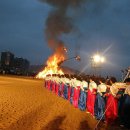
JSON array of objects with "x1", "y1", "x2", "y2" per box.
[
  {"x1": 120, "y1": 78, "x2": 130, "y2": 128},
  {"x1": 63, "y1": 74, "x2": 70, "y2": 100},
  {"x1": 94, "y1": 78, "x2": 107, "y2": 120},
  {"x1": 86, "y1": 77, "x2": 97, "y2": 116},
  {"x1": 78, "y1": 77, "x2": 88, "y2": 111},
  {"x1": 69, "y1": 76, "x2": 76, "y2": 104},
  {"x1": 105, "y1": 77, "x2": 118, "y2": 124},
  {"x1": 55, "y1": 75, "x2": 60, "y2": 95},
  {"x1": 73, "y1": 77, "x2": 81, "y2": 108}
]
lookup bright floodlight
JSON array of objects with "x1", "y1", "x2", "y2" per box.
[
  {"x1": 93, "y1": 54, "x2": 105, "y2": 63},
  {"x1": 93, "y1": 54, "x2": 101, "y2": 63}
]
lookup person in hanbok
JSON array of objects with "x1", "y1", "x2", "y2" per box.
[
  {"x1": 55, "y1": 75, "x2": 60, "y2": 95},
  {"x1": 94, "y1": 78, "x2": 107, "y2": 120},
  {"x1": 73, "y1": 78, "x2": 81, "y2": 108},
  {"x1": 44, "y1": 75, "x2": 48, "y2": 88},
  {"x1": 105, "y1": 77, "x2": 118, "y2": 124},
  {"x1": 63, "y1": 75, "x2": 69, "y2": 100},
  {"x1": 78, "y1": 78, "x2": 88, "y2": 111},
  {"x1": 120, "y1": 78, "x2": 130, "y2": 128},
  {"x1": 60, "y1": 75, "x2": 65, "y2": 98},
  {"x1": 50, "y1": 75, "x2": 53, "y2": 91},
  {"x1": 52, "y1": 75, "x2": 56, "y2": 93},
  {"x1": 70, "y1": 76, "x2": 75, "y2": 104},
  {"x1": 58, "y1": 75, "x2": 62, "y2": 96},
  {"x1": 113, "y1": 82, "x2": 126, "y2": 126},
  {"x1": 46, "y1": 75, "x2": 51, "y2": 90},
  {"x1": 67, "y1": 75, "x2": 72, "y2": 101},
  {"x1": 86, "y1": 77, "x2": 97, "y2": 116}
]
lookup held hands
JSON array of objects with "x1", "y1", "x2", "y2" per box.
[
  {"x1": 116, "y1": 94, "x2": 121, "y2": 99},
  {"x1": 93, "y1": 92, "x2": 97, "y2": 95}
]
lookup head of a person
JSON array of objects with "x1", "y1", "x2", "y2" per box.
[
  {"x1": 125, "y1": 78, "x2": 130, "y2": 85},
  {"x1": 110, "y1": 77, "x2": 117, "y2": 85},
  {"x1": 99, "y1": 78, "x2": 105, "y2": 84},
  {"x1": 89, "y1": 77, "x2": 95, "y2": 83}
]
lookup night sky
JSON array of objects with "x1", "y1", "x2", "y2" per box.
[{"x1": 0, "y1": 0, "x2": 130, "y2": 79}]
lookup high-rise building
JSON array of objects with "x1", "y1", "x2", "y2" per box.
[
  {"x1": 0, "y1": 51, "x2": 30, "y2": 75},
  {"x1": 1, "y1": 51, "x2": 14, "y2": 69}
]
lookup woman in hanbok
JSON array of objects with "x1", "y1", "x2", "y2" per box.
[
  {"x1": 50, "y1": 76, "x2": 53, "y2": 91},
  {"x1": 45, "y1": 75, "x2": 49, "y2": 88},
  {"x1": 73, "y1": 78, "x2": 81, "y2": 108},
  {"x1": 58, "y1": 75, "x2": 62, "y2": 96},
  {"x1": 63, "y1": 76, "x2": 69, "y2": 100},
  {"x1": 114, "y1": 82, "x2": 126, "y2": 126},
  {"x1": 120, "y1": 78, "x2": 130, "y2": 128},
  {"x1": 55, "y1": 76, "x2": 59, "y2": 95},
  {"x1": 70, "y1": 77, "x2": 75, "y2": 104},
  {"x1": 94, "y1": 78, "x2": 107, "y2": 120},
  {"x1": 48, "y1": 77, "x2": 51, "y2": 90},
  {"x1": 105, "y1": 77, "x2": 118, "y2": 124},
  {"x1": 78, "y1": 78, "x2": 88, "y2": 111},
  {"x1": 86, "y1": 78, "x2": 97, "y2": 116},
  {"x1": 44, "y1": 76, "x2": 48, "y2": 88},
  {"x1": 67, "y1": 77, "x2": 71, "y2": 101},
  {"x1": 52, "y1": 75, "x2": 56, "y2": 93},
  {"x1": 60, "y1": 75, "x2": 65, "y2": 98}
]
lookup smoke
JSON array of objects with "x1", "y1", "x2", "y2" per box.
[
  {"x1": 46, "y1": 10, "x2": 72, "y2": 49},
  {"x1": 40, "y1": 0, "x2": 84, "y2": 57}
]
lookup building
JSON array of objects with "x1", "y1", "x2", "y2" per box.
[
  {"x1": 0, "y1": 51, "x2": 30, "y2": 75},
  {"x1": 1, "y1": 51, "x2": 14, "y2": 71},
  {"x1": 14, "y1": 57, "x2": 30, "y2": 75}
]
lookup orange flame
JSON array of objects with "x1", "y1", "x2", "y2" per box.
[{"x1": 36, "y1": 53, "x2": 65, "y2": 78}]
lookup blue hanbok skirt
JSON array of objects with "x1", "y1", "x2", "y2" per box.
[
  {"x1": 94, "y1": 93, "x2": 105, "y2": 120},
  {"x1": 122, "y1": 94, "x2": 130, "y2": 128},
  {"x1": 70, "y1": 87, "x2": 74, "y2": 104},
  {"x1": 78, "y1": 90, "x2": 87, "y2": 111},
  {"x1": 63, "y1": 84, "x2": 68, "y2": 99}
]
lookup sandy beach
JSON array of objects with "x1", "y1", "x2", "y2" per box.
[{"x1": 0, "y1": 76, "x2": 126, "y2": 130}]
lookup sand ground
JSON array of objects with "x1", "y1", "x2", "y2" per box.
[{"x1": 0, "y1": 75, "x2": 127, "y2": 130}]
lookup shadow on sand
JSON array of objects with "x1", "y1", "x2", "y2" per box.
[
  {"x1": 41, "y1": 115, "x2": 66, "y2": 130},
  {"x1": 78, "y1": 120, "x2": 91, "y2": 130}
]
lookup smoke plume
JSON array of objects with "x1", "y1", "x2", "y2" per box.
[{"x1": 40, "y1": 0, "x2": 84, "y2": 58}]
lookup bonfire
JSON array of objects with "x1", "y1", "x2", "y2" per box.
[{"x1": 36, "y1": 53, "x2": 65, "y2": 79}]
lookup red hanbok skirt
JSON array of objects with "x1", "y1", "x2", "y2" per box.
[
  {"x1": 55, "y1": 83, "x2": 59, "y2": 95},
  {"x1": 68, "y1": 86, "x2": 71, "y2": 101},
  {"x1": 47, "y1": 80, "x2": 51, "y2": 90},
  {"x1": 73, "y1": 86, "x2": 80, "y2": 108},
  {"x1": 105, "y1": 94, "x2": 118, "y2": 123},
  {"x1": 86, "y1": 89, "x2": 96, "y2": 115},
  {"x1": 52, "y1": 82, "x2": 56, "y2": 93}
]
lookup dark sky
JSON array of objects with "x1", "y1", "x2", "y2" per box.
[{"x1": 0, "y1": 0, "x2": 130, "y2": 78}]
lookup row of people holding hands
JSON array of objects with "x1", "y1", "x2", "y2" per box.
[{"x1": 44, "y1": 74, "x2": 130, "y2": 129}]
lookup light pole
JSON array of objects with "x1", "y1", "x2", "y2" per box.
[
  {"x1": 90, "y1": 54, "x2": 105, "y2": 76},
  {"x1": 58, "y1": 55, "x2": 81, "y2": 66}
]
